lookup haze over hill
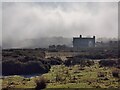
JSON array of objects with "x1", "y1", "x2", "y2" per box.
[
  {"x1": 3, "y1": 37, "x2": 72, "y2": 49},
  {"x1": 2, "y1": 2, "x2": 118, "y2": 48},
  {"x1": 2, "y1": 36, "x2": 118, "y2": 49}
]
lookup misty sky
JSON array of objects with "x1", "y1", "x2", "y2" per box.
[{"x1": 2, "y1": 2, "x2": 118, "y2": 48}]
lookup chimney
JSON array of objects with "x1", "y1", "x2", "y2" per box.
[{"x1": 80, "y1": 35, "x2": 82, "y2": 38}]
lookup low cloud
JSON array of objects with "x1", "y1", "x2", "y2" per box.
[{"x1": 2, "y1": 2, "x2": 118, "y2": 48}]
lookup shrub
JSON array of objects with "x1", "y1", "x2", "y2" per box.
[
  {"x1": 64, "y1": 56, "x2": 94, "y2": 67},
  {"x1": 47, "y1": 57, "x2": 63, "y2": 65},
  {"x1": 35, "y1": 76, "x2": 47, "y2": 90},
  {"x1": 98, "y1": 72, "x2": 107, "y2": 77},
  {"x1": 99, "y1": 60, "x2": 117, "y2": 67},
  {"x1": 112, "y1": 70, "x2": 120, "y2": 78},
  {"x1": 2, "y1": 59, "x2": 51, "y2": 75}
]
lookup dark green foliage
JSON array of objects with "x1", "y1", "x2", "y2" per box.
[
  {"x1": 112, "y1": 70, "x2": 120, "y2": 78},
  {"x1": 99, "y1": 60, "x2": 118, "y2": 67},
  {"x1": 75, "y1": 54, "x2": 106, "y2": 59},
  {"x1": 2, "y1": 59, "x2": 51, "y2": 75},
  {"x1": 35, "y1": 76, "x2": 47, "y2": 90},
  {"x1": 98, "y1": 72, "x2": 107, "y2": 77},
  {"x1": 46, "y1": 57, "x2": 63, "y2": 65},
  {"x1": 64, "y1": 56, "x2": 94, "y2": 67},
  {"x1": 2, "y1": 49, "x2": 45, "y2": 59},
  {"x1": 2, "y1": 49, "x2": 63, "y2": 75},
  {"x1": 117, "y1": 58, "x2": 120, "y2": 68}
]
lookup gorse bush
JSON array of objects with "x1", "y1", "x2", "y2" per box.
[
  {"x1": 98, "y1": 72, "x2": 107, "y2": 77},
  {"x1": 64, "y1": 56, "x2": 94, "y2": 67},
  {"x1": 2, "y1": 60, "x2": 51, "y2": 75},
  {"x1": 99, "y1": 60, "x2": 118, "y2": 67},
  {"x1": 35, "y1": 76, "x2": 47, "y2": 90},
  {"x1": 112, "y1": 69, "x2": 120, "y2": 78},
  {"x1": 2, "y1": 50, "x2": 64, "y2": 75}
]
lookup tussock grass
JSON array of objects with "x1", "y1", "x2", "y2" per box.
[{"x1": 2, "y1": 63, "x2": 120, "y2": 88}]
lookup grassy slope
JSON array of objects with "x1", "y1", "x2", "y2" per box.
[
  {"x1": 43, "y1": 63, "x2": 119, "y2": 88},
  {"x1": 2, "y1": 63, "x2": 120, "y2": 88},
  {"x1": 0, "y1": 79, "x2": 2, "y2": 89}
]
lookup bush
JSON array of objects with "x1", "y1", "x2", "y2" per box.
[
  {"x1": 99, "y1": 60, "x2": 117, "y2": 67},
  {"x1": 64, "y1": 56, "x2": 94, "y2": 67},
  {"x1": 112, "y1": 70, "x2": 120, "y2": 78},
  {"x1": 98, "y1": 72, "x2": 107, "y2": 77},
  {"x1": 2, "y1": 59, "x2": 51, "y2": 75},
  {"x1": 35, "y1": 76, "x2": 47, "y2": 90},
  {"x1": 47, "y1": 57, "x2": 63, "y2": 65}
]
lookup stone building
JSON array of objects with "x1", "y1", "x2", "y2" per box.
[{"x1": 73, "y1": 35, "x2": 95, "y2": 48}]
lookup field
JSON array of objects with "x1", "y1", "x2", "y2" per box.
[
  {"x1": 1, "y1": 46, "x2": 120, "y2": 89},
  {"x1": 2, "y1": 62, "x2": 120, "y2": 89},
  {"x1": 0, "y1": 79, "x2": 2, "y2": 89}
]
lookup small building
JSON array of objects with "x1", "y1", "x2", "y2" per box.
[{"x1": 73, "y1": 35, "x2": 95, "y2": 48}]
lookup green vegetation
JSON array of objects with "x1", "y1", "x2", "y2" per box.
[
  {"x1": 2, "y1": 75, "x2": 36, "y2": 89},
  {"x1": 43, "y1": 64, "x2": 119, "y2": 88},
  {"x1": 2, "y1": 47, "x2": 120, "y2": 89},
  {"x1": 2, "y1": 60, "x2": 51, "y2": 75},
  {"x1": 35, "y1": 76, "x2": 47, "y2": 90},
  {"x1": 2, "y1": 63, "x2": 120, "y2": 89},
  {"x1": 0, "y1": 79, "x2": 2, "y2": 89}
]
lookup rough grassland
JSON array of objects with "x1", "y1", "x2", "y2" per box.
[
  {"x1": 43, "y1": 64, "x2": 119, "y2": 88},
  {"x1": 0, "y1": 79, "x2": 2, "y2": 89},
  {"x1": 2, "y1": 63, "x2": 120, "y2": 89}
]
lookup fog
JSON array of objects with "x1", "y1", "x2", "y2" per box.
[{"x1": 2, "y1": 2, "x2": 118, "y2": 48}]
